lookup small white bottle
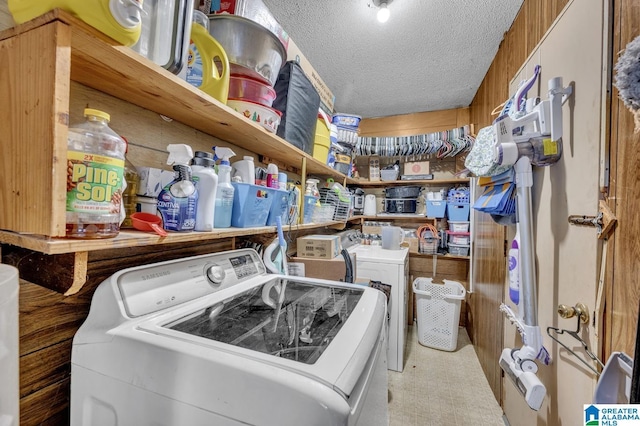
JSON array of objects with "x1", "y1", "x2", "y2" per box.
[
  {"x1": 191, "y1": 151, "x2": 218, "y2": 232},
  {"x1": 214, "y1": 147, "x2": 236, "y2": 228},
  {"x1": 231, "y1": 155, "x2": 255, "y2": 185}
]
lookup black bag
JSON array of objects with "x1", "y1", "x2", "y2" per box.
[{"x1": 273, "y1": 61, "x2": 321, "y2": 156}]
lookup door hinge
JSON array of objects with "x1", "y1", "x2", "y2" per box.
[{"x1": 567, "y1": 200, "x2": 617, "y2": 239}]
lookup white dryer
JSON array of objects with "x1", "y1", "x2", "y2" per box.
[
  {"x1": 71, "y1": 249, "x2": 388, "y2": 426},
  {"x1": 348, "y1": 245, "x2": 409, "y2": 372}
]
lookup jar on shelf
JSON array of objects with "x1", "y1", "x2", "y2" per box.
[{"x1": 65, "y1": 108, "x2": 126, "y2": 239}]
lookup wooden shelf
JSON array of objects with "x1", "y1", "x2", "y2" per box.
[
  {"x1": 346, "y1": 178, "x2": 470, "y2": 186},
  {"x1": 409, "y1": 252, "x2": 470, "y2": 261},
  {"x1": 0, "y1": 221, "x2": 343, "y2": 256},
  {"x1": 350, "y1": 214, "x2": 436, "y2": 222}
]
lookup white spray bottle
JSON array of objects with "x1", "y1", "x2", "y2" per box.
[
  {"x1": 213, "y1": 147, "x2": 235, "y2": 228},
  {"x1": 157, "y1": 144, "x2": 198, "y2": 232},
  {"x1": 191, "y1": 151, "x2": 218, "y2": 232}
]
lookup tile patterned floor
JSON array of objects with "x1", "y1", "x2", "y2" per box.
[{"x1": 388, "y1": 325, "x2": 505, "y2": 426}]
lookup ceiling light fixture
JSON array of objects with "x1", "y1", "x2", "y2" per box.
[
  {"x1": 371, "y1": 0, "x2": 393, "y2": 23},
  {"x1": 377, "y1": 3, "x2": 390, "y2": 22}
]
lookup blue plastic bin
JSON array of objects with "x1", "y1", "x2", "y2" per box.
[
  {"x1": 426, "y1": 200, "x2": 447, "y2": 218},
  {"x1": 266, "y1": 188, "x2": 290, "y2": 226},
  {"x1": 231, "y1": 183, "x2": 274, "y2": 228},
  {"x1": 447, "y1": 203, "x2": 470, "y2": 221},
  {"x1": 303, "y1": 195, "x2": 319, "y2": 224}
]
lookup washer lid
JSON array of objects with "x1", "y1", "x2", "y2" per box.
[{"x1": 162, "y1": 277, "x2": 364, "y2": 364}]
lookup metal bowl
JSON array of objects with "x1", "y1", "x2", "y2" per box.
[{"x1": 207, "y1": 15, "x2": 286, "y2": 86}]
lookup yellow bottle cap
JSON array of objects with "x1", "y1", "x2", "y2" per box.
[{"x1": 84, "y1": 108, "x2": 110, "y2": 122}]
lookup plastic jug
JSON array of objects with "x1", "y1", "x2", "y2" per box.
[
  {"x1": 8, "y1": 0, "x2": 143, "y2": 46},
  {"x1": 130, "y1": 0, "x2": 194, "y2": 74},
  {"x1": 184, "y1": 10, "x2": 230, "y2": 104},
  {"x1": 231, "y1": 156, "x2": 255, "y2": 185},
  {"x1": 363, "y1": 194, "x2": 377, "y2": 216},
  {"x1": 382, "y1": 226, "x2": 404, "y2": 250}
]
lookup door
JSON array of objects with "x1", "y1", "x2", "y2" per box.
[{"x1": 501, "y1": 0, "x2": 607, "y2": 424}]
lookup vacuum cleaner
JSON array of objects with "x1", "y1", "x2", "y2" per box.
[{"x1": 491, "y1": 69, "x2": 573, "y2": 411}]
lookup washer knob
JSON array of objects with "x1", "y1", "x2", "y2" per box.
[{"x1": 206, "y1": 264, "x2": 225, "y2": 285}]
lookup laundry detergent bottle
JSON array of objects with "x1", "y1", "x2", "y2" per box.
[
  {"x1": 8, "y1": 0, "x2": 143, "y2": 46},
  {"x1": 213, "y1": 147, "x2": 235, "y2": 228},
  {"x1": 157, "y1": 144, "x2": 198, "y2": 232},
  {"x1": 191, "y1": 151, "x2": 218, "y2": 232},
  {"x1": 183, "y1": 10, "x2": 230, "y2": 103}
]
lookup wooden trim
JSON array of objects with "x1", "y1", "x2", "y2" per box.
[{"x1": 359, "y1": 108, "x2": 469, "y2": 137}]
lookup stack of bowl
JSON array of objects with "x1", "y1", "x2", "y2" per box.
[{"x1": 208, "y1": 14, "x2": 285, "y2": 133}]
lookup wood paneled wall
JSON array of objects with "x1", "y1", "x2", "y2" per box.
[
  {"x1": 606, "y1": 0, "x2": 640, "y2": 358},
  {"x1": 467, "y1": 0, "x2": 569, "y2": 403},
  {"x1": 359, "y1": 107, "x2": 470, "y2": 137}
]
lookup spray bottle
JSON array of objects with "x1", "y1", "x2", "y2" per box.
[
  {"x1": 157, "y1": 144, "x2": 198, "y2": 231},
  {"x1": 508, "y1": 225, "x2": 521, "y2": 307},
  {"x1": 213, "y1": 147, "x2": 235, "y2": 228},
  {"x1": 191, "y1": 151, "x2": 218, "y2": 232}
]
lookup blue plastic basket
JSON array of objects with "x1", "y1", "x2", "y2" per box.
[
  {"x1": 447, "y1": 203, "x2": 470, "y2": 221},
  {"x1": 447, "y1": 188, "x2": 470, "y2": 205},
  {"x1": 231, "y1": 183, "x2": 274, "y2": 228},
  {"x1": 266, "y1": 188, "x2": 290, "y2": 226},
  {"x1": 426, "y1": 200, "x2": 447, "y2": 218}
]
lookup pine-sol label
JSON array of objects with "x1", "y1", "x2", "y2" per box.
[{"x1": 66, "y1": 151, "x2": 124, "y2": 214}]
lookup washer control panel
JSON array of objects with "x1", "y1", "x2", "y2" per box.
[{"x1": 116, "y1": 249, "x2": 266, "y2": 318}]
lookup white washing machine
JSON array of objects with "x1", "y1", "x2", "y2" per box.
[
  {"x1": 71, "y1": 249, "x2": 388, "y2": 426},
  {"x1": 347, "y1": 244, "x2": 409, "y2": 373}
]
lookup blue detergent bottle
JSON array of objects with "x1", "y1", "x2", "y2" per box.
[{"x1": 157, "y1": 144, "x2": 198, "y2": 232}]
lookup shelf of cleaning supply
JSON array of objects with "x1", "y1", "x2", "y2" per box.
[
  {"x1": 0, "y1": 221, "x2": 344, "y2": 256},
  {"x1": 0, "y1": 10, "x2": 347, "y2": 241},
  {"x1": 346, "y1": 178, "x2": 470, "y2": 186}
]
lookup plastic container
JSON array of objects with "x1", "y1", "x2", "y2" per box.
[
  {"x1": 332, "y1": 113, "x2": 362, "y2": 128},
  {"x1": 448, "y1": 243, "x2": 470, "y2": 256},
  {"x1": 426, "y1": 200, "x2": 447, "y2": 218},
  {"x1": 313, "y1": 115, "x2": 331, "y2": 164},
  {"x1": 380, "y1": 169, "x2": 399, "y2": 181},
  {"x1": 191, "y1": 152, "x2": 218, "y2": 232},
  {"x1": 413, "y1": 278, "x2": 466, "y2": 351},
  {"x1": 447, "y1": 203, "x2": 470, "y2": 221},
  {"x1": 230, "y1": 183, "x2": 274, "y2": 227},
  {"x1": 446, "y1": 231, "x2": 470, "y2": 245},
  {"x1": 135, "y1": 195, "x2": 157, "y2": 214},
  {"x1": 302, "y1": 195, "x2": 319, "y2": 224},
  {"x1": 184, "y1": 10, "x2": 230, "y2": 103},
  {"x1": 121, "y1": 138, "x2": 140, "y2": 229},
  {"x1": 228, "y1": 75, "x2": 277, "y2": 107},
  {"x1": 227, "y1": 99, "x2": 282, "y2": 133},
  {"x1": 8, "y1": 0, "x2": 143, "y2": 46},
  {"x1": 66, "y1": 108, "x2": 126, "y2": 239},
  {"x1": 448, "y1": 221, "x2": 470, "y2": 232},
  {"x1": 231, "y1": 156, "x2": 255, "y2": 185},
  {"x1": 266, "y1": 188, "x2": 289, "y2": 226},
  {"x1": 214, "y1": 163, "x2": 234, "y2": 228}
]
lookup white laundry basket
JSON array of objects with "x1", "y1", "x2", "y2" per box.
[{"x1": 413, "y1": 278, "x2": 466, "y2": 351}]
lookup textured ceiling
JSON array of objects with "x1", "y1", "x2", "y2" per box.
[{"x1": 262, "y1": 0, "x2": 524, "y2": 118}]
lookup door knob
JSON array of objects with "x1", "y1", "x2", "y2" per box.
[{"x1": 557, "y1": 303, "x2": 589, "y2": 324}]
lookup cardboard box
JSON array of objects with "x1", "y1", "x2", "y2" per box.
[
  {"x1": 289, "y1": 253, "x2": 356, "y2": 282},
  {"x1": 362, "y1": 225, "x2": 382, "y2": 235},
  {"x1": 136, "y1": 167, "x2": 175, "y2": 197},
  {"x1": 404, "y1": 161, "x2": 430, "y2": 176},
  {"x1": 296, "y1": 234, "x2": 341, "y2": 259},
  {"x1": 402, "y1": 237, "x2": 420, "y2": 254}
]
